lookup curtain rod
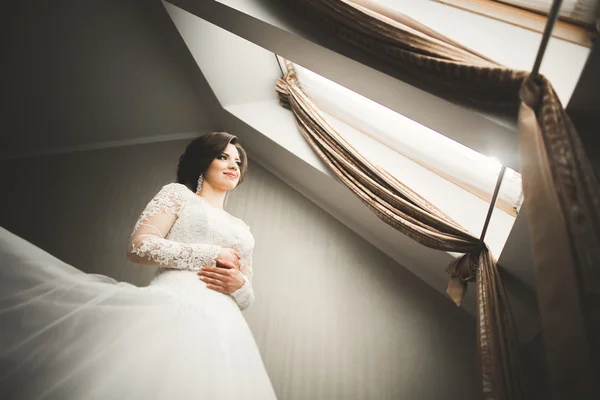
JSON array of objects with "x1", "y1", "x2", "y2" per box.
[
  {"x1": 480, "y1": 0, "x2": 563, "y2": 245},
  {"x1": 531, "y1": 0, "x2": 564, "y2": 79},
  {"x1": 275, "y1": 54, "x2": 285, "y2": 78},
  {"x1": 274, "y1": 1, "x2": 561, "y2": 245},
  {"x1": 479, "y1": 165, "x2": 506, "y2": 245}
]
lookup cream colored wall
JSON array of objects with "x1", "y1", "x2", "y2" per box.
[
  {"x1": 0, "y1": 139, "x2": 480, "y2": 399},
  {"x1": 2, "y1": 0, "x2": 223, "y2": 159}
]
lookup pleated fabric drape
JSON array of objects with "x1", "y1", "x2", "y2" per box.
[{"x1": 277, "y1": 1, "x2": 600, "y2": 398}]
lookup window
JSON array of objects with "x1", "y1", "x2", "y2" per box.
[
  {"x1": 497, "y1": 0, "x2": 599, "y2": 25},
  {"x1": 279, "y1": 58, "x2": 521, "y2": 259},
  {"x1": 287, "y1": 60, "x2": 523, "y2": 218},
  {"x1": 433, "y1": 0, "x2": 597, "y2": 46}
]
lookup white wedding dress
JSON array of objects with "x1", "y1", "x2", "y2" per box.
[{"x1": 0, "y1": 183, "x2": 277, "y2": 399}]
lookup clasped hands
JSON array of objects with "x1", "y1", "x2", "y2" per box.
[{"x1": 198, "y1": 247, "x2": 245, "y2": 294}]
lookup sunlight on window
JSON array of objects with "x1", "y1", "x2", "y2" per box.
[
  {"x1": 496, "y1": 0, "x2": 598, "y2": 25},
  {"x1": 382, "y1": 0, "x2": 598, "y2": 26},
  {"x1": 288, "y1": 60, "x2": 524, "y2": 217}
]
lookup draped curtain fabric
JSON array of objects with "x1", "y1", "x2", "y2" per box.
[
  {"x1": 277, "y1": 0, "x2": 600, "y2": 398},
  {"x1": 276, "y1": 60, "x2": 524, "y2": 400}
]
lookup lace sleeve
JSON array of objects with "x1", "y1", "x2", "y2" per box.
[
  {"x1": 126, "y1": 183, "x2": 220, "y2": 270},
  {"x1": 230, "y1": 228, "x2": 255, "y2": 310}
]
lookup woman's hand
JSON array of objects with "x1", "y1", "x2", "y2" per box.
[
  {"x1": 216, "y1": 247, "x2": 241, "y2": 270},
  {"x1": 198, "y1": 260, "x2": 245, "y2": 294}
]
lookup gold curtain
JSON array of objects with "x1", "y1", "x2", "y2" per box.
[
  {"x1": 276, "y1": 63, "x2": 524, "y2": 399},
  {"x1": 278, "y1": 0, "x2": 600, "y2": 398}
]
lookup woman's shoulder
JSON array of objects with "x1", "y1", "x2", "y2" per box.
[
  {"x1": 157, "y1": 184, "x2": 250, "y2": 229},
  {"x1": 159, "y1": 182, "x2": 193, "y2": 196},
  {"x1": 152, "y1": 183, "x2": 194, "y2": 206},
  {"x1": 161, "y1": 182, "x2": 189, "y2": 190}
]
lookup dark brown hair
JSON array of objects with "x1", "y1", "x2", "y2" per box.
[{"x1": 176, "y1": 132, "x2": 248, "y2": 192}]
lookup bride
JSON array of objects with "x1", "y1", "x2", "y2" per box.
[{"x1": 0, "y1": 132, "x2": 278, "y2": 399}]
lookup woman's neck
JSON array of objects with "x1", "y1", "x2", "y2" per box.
[{"x1": 197, "y1": 183, "x2": 227, "y2": 210}]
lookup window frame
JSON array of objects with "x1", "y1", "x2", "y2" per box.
[
  {"x1": 284, "y1": 59, "x2": 523, "y2": 217},
  {"x1": 435, "y1": 0, "x2": 597, "y2": 47}
]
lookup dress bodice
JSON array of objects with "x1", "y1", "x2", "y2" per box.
[
  {"x1": 165, "y1": 188, "x2": 254, "y2": 264},
  {"x1": 127, "y1": 183, "x2": 255, "y2": 309}
]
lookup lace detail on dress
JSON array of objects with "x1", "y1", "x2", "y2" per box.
[
  {"x1": 132, "y1": 183, "x2": 186, "y2": 233},
  {"x1": 130, "y1": 235, "x2": 220, "y2": 270},
  {"x1": 127, "y1": 183, "x2": 221, "y2": 270},
  {"x1": 231, "y1": 275, "x2": 254, "y2": 310},
  {"x1": 128, "y1": 182, "x2": 257, "y2": 310}
]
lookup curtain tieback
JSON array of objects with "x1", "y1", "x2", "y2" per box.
[{"x1": 446, "y1": 251, "x2": 479, "y2": 306}]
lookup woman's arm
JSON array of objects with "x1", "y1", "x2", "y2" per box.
[
  {"x1": 198, "y1": 244, "x2": 255, "y2": 310},
  {"x1": 126, "y1": 183, "x2": 220, "y2": 270},
  {"x1": 230, "y1": 221, "x2": 255, "y2": 309},
  {"x1": 230, "y1": 255, "x2": 255, "y2": 310}
]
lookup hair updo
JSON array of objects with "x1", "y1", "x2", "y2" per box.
[{"x1": 176, "y1": 132, "x2": 248, "y2": 192}]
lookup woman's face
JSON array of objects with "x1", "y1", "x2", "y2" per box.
[{"x1": 204, "y1": 143, "x2": 242, "y2": 191}]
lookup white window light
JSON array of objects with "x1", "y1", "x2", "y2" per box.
[
  {"x1": 497, "y1": 0, "x2": 599, "y2": 25},
  {"x1": 287, "y1": 61, "x2": 524, "y2": 218}
]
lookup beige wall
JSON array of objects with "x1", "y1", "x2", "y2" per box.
[
  {"x1": 0, "y1": 139, "x2": 480, "y2": 399},
  {"x1": 2, "y1": 0, "x2": 224, "y2": 159}
]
